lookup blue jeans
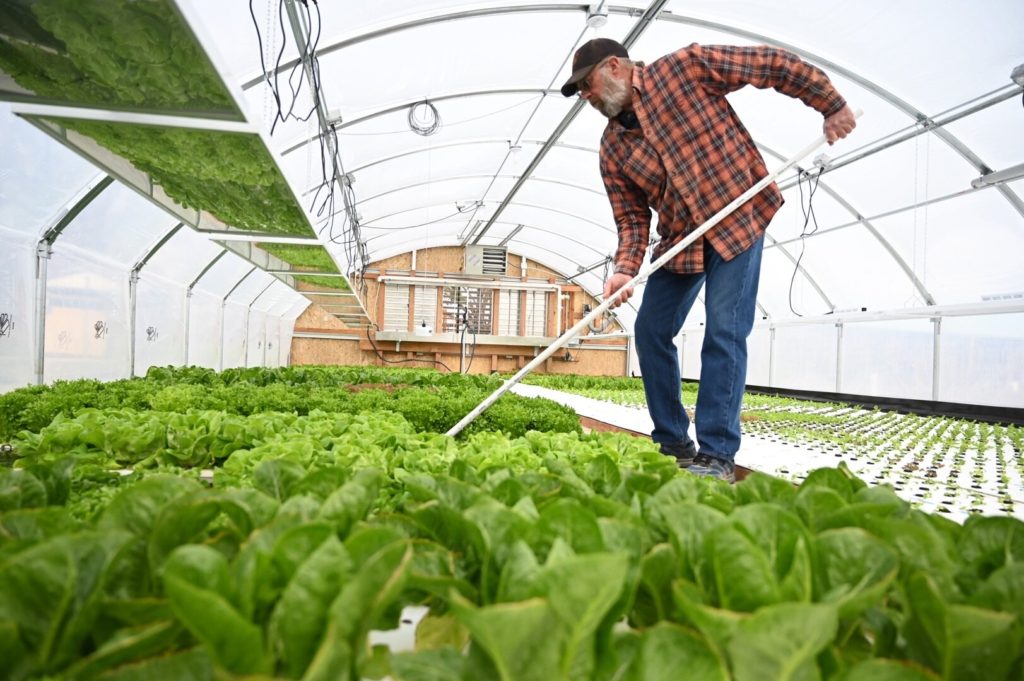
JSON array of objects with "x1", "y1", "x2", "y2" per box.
[{"x1": 634, "y1": 235, "x2": 764, "y2": 461}]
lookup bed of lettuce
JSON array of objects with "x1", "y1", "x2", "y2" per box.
[
  {"x1": 1, "y1": 366, "x2": 1022, "y2": 681},
  {"x1": 0, "y1": 0, "x2": 315, "y2": 238}
]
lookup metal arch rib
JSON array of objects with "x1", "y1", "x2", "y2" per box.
[
  {"x1": 762, "y1": 231, "x2": 835, "y2": 311},
  {"x1": 473, "y1": 0, "x2": 672, "y2": 245},
  {"x1": 366, "y1": 220, "x2": 610, "y2": 259},
  {"x1": 188, "y1": 249, "x2": 229, "y2": 291},
  {"x1": 241, "y1": 5, "x2": 585, "y2": 91},
  {"x1": 311, "y1": 137, "x2": 599, "y2": 196},
  {"x1": 313, "y1": 172, "x2": 605, "y2": 226},
  {"x1": 757, "y1": 142, "x2": 936, "y2": 308},
  {"x1": 351, "y1": 173, "x2": 606, "y2": 209},
  {"x1": 279, "y1": 88, "x2": 558, "y2": 157},
  {"x1": 366, "y1": 235, "x2": 638, "y2": 315},
  {"x1": 223, "y1": 266, "x2": 259, "y2": 302},
  {"x1": 132, "y1": 222, "x2": 184, "y2": 273},
  {"x1": 358, "y1": 199, "x2": 617, "y2": 237},
  {"x1": 40, "y1": 175, "x2": 114, "y2": 245},
  {"x1": 652, "y1": 11, "x2": 1024, "y2": 222}
]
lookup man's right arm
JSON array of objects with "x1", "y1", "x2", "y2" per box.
[{"x1": 600, "y1": 147, "x2": 651, "y2": 307}]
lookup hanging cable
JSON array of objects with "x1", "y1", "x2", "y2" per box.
[
  {"x1": 248, "y1": 0, "x2": 321, "y2": 135},
  {"x1": 340, "y1": 96, "x2": 539, "y2": 136},
  {"x1": 250, "y1": 0, "x2": 371, "y2": 293},
  {"x1": 787, "y1": 166, "x2": 823, "y2": 317},
  {"x1": 408, "y1": 100, "x2": 441, "y2": 136},
  {"x1": 364, "y1": 325, "x2": 453, "y2": 372}
]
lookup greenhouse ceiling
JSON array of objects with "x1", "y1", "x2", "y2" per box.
[{"x1": 1, "y1": 0, "x2": 1023, "y2": 338}]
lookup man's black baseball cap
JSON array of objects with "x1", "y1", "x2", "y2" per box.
[{"x1": 560, "y1": 38, "x2": 629, "y2": 97}]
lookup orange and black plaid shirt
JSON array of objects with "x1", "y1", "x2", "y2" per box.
[{"x1": 600, "y1": 44, "x2": 847, "y2": 276}]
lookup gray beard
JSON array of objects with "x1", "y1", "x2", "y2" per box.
[{"x1": 594, "y1": 75, "x2": 630, "y2": 118}]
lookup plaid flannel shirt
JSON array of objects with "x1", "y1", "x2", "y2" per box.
[{"x1": 600, "y1": 44, "x2": 847, "y2": 276}]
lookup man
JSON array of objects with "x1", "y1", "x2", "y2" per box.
[{"x1": 561, "y1": 38, "x2": 855, "y2": 482}]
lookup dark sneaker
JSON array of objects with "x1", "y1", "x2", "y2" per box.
[
  {"x1": 687, "y1": 453, "x2": 736, "y2": 483},
  {"x1": 659, "y1": 440, "x2": 697, "y2": 467}
]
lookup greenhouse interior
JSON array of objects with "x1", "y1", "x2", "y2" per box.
[{"x1": 1, "y1": 1, "x2": 1023, "y2": 679}]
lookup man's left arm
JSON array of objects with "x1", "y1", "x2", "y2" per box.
[{"x1": 689, "y1": 43, "x2": 856, "y2": 143}]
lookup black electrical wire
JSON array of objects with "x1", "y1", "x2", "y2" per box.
[
  {"x1": 364, "y1": 325, "x2": 453, "y2": 372},
  {"x1": 465, "y1": 328, "x2": 478, "y2": 374},
  {"x1": 340, "y1": 96, "x2": 537, "y2": 136},
  {"x1": 787, "y1": 167, "x2": 823, "y2": 317},
  {"x1": 249, "y1": 0, "x2": 322, "y2": 135},
  {"x1": 250, "y1": 0, "x2": 369, "y2": 283},
  {"x1": 408, "y1": 100, "x2": 441, "y2": 136}
]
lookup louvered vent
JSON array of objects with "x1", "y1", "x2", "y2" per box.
[
  {"x1": 464, "y1": 245, "x2": 507, "y2": 275},
  {"x1": 382, "y1": 284, "x2": 409, "y2": 331}
]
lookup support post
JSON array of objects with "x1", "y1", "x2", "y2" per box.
[
  {"x1": 835, "y1": 321, "x2": 844, "y2": 393},
  {"x1": 183, "y1": 288, "x2": 193, "y2": 366},
  {"x1": 931, "y1": 316, "x2": 942, "y2": 401},
  {"x1": 218, "y1": 300, "x2": 226, "y2": 371},
  {"x1": 128, "y1": 269, "x2": 140, "y2": 377},
  {"x1": 34, "y1": 241, "x2": 52, "y2": 386}
]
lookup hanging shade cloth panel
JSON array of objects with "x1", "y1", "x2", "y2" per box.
[
  {"x1": 187, "y1": 288, "x2": 223, "y2": 369},
  {"x1": 870, "y1": 189, "x2": 1024, "y2": 305},
  {"x1": 0, "y1": 106, "x2": 102, "y2": 238},
  {"x1": 938, "y1": 313, "x2": 1024, "y2": 409},
  {"x1": 56, "y1": 182, "x2": 177, "y2": 268},
  {"x1": 0, "y1": 0, "x2": 241, "y2": 118},
  {"x1": 135, "y1": 273, "x2": 186, "y2": 375},
  {"x1": 44, "y1": 248, "x2": 130, "y2": 383},
  {"x1": 192, "y1": 253, "x2": 261, "y2": 298},
  {"x1": 143, "y1": 227, "x2": 226, "y2": 284},
  {"x1": 659, "y1": 0, "x2": 1024, "y2": 114},
  {"x1": 0, "y1": 231, "x2": 38, "y2": 391},
  {"x1": 221, "y1": 301, "x2": 249, "y2": 370}
]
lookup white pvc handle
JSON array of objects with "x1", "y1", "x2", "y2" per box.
[{"x1": 445, "y1": 110, "x2": 863, "y2": 437}]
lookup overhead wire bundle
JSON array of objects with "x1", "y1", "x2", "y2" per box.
[{"x1": 248, "y1": 0, "x2": 370, "y2": 293}]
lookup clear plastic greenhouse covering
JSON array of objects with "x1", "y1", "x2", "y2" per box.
[{"x1": 0, "y1": 1, "x2": 1022, "y2": 410}]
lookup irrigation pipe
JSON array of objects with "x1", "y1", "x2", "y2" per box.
[{"x1": 446, "y1": 111, "x2": 862, "y2": 437}]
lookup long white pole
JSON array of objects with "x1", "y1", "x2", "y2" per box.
[{"x1": 445, "y1": 118, "x2": 859, "y2": 437}]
